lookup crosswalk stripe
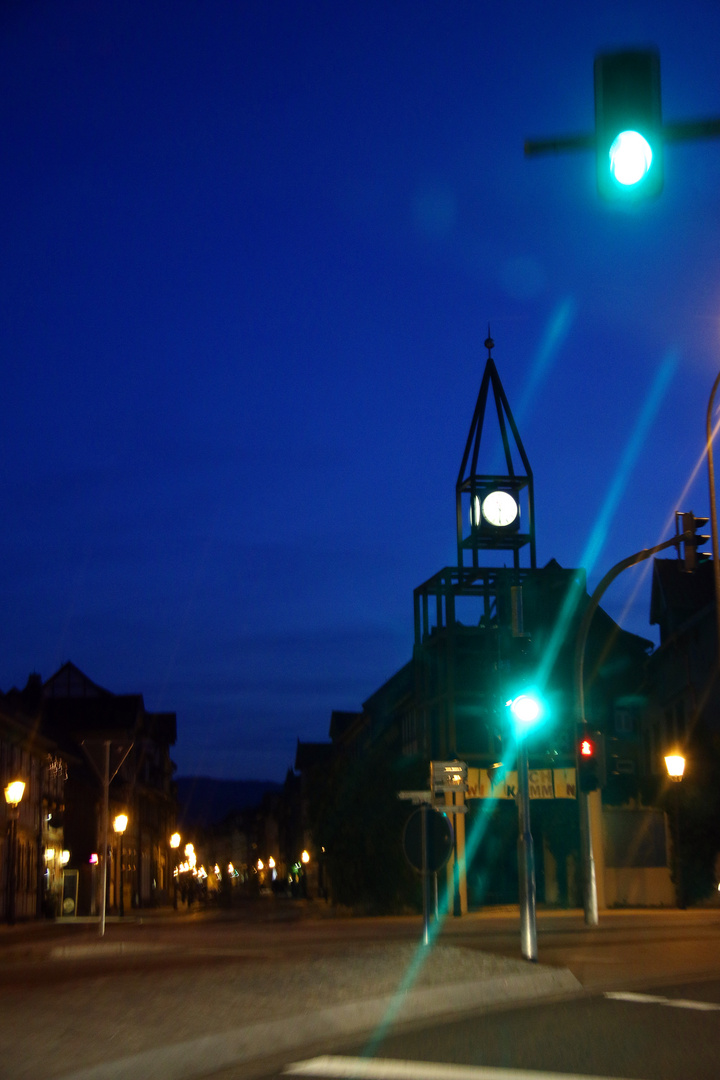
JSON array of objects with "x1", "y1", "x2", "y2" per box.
[
  {"x1": 605, "y1": 991, "x2": 720, "y2": 1011},
  {"x1": 283, "y1": 1055, "x2": 640, "y2": 1080}
]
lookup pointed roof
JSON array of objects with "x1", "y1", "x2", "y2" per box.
[
  {"x1": 43, "y1": 661, "x2": 113, "y2": 699},
  {"x1": 457, "y1": 333, "x2": 533, "y2": 489}
]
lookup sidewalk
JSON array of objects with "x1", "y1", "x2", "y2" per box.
[{"x1": 0, "y1": 909, "x2": 582, "y2": 1080}]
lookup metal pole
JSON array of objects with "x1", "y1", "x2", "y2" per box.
[
  {"x1": 7, "y1": 815, "x2": 17, "y2": 925},
  {"x1": 421, "y1": 804, "x2": 429, "y2": 946},
  {"x1": 118, "y1": 832, "x2": 124, "y2": 917},
  {"x1": 516, "y1": 739, "x2": 537, "y2": 961},
  {"x1": 705, "y1": 372, "x2": 720, "y2": 671},
  {"x1": 674, "y1": 789, "x2": 685, "y2": 910},
  {"x1": 99, "y1": 740, "x2": 109, "y2": 938},
  {"x1": 574, "y1": 531, "x2": 694, "y2": 926}
]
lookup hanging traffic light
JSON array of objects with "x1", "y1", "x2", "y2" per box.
[
  {"x1": 679, "y1": 511, "x2": 711, "y2": 572},
  {"x1": 577, "y1": 727, "x2": 606, "y2": 792},
  {"x1": 594, "y1": 49, "x2": 663, "y2": 201}
]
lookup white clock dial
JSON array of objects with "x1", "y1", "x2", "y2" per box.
[{"x1": 481, "y1": 490, "x2": 519, "y2": 528}]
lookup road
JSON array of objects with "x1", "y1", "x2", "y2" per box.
[
  {"x1": 257, "y1": 977, "x2": 720, "y2": 1080},
  {"x1": 2, "y1": 905, "x2": 720, "y2": 1080}
]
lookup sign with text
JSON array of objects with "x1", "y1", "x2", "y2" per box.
[{"x1": 466, "y1": 767, "x2": 576, "y2": 800}]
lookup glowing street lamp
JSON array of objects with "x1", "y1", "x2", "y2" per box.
[
  {"x1": 170, "y1": 832, "x2": 181, "y2": 909},
  {"x1": 665, "y1": 753, "x2": 686, "y2": 782},
  {"x1": 4, "y1": 781, "x2": 25, "y2": 808},
  {"x1": 113, "y1": 814, "x2": 128, "y2": 917},
  {"x1": 665, "y1": 751, "x2": 686, "y2": 909},
  {"x1": 4, "y1": 780, "x2": 25, "y2": 925}
]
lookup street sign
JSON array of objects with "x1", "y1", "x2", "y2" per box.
[
  {"x1": 403, "y1": 807, "x2": 454, "y2": 874},
  {"x1": 397, "y1": 790, "x2": 432, "y2": 804}
]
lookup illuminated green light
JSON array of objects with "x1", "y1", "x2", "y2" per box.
[
  {"x1": 609, "y1": 130, "x2": 653, "y2": 186},
  {"x1": 508, "y1": 694, "x2": 542, "y2": 727}
]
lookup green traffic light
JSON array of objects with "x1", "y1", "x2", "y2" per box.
[
  {"x1": 609, "y1": 130, "x2": 653, "y2": 186},
  {"x1": 508, "y1": 694, "x2": 542, "y2": 728},
  {"x1": 594, "y1": 49, "x2": 663, "y2": 201}
]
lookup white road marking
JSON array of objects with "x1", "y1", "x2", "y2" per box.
[
  {"x1": 283, "y1": 1055, "x2": 640, "y2": 1080},
  {"x1": 605, "y1": 991, "x2": 720, "y2": 1011}
]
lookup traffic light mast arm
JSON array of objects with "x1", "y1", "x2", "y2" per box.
[
  {"x1": 524, "y1": 133, "x2": 596, "y2": 156},
  {"x1": 525, "y1": 119, "x2": 720, "y2": 158},
  {"x1": 574, "y1": 531, "x2": 693, "y2": 724}
]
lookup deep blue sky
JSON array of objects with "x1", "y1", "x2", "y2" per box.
[{"x1": 2, "y1": 1, "x2": 720, "y2": 780}]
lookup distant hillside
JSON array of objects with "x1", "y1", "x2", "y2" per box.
[{"x1": 175, "y1": 776, "x2": 282, "y2": 830}]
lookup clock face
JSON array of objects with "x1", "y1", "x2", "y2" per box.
[{"x1": 480, "y1": 490, "x2": 519, "y2": 528}]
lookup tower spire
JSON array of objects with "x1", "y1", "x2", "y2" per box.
[{"x1": 484, "y1": 325, "x2": 494, "y2": 358}]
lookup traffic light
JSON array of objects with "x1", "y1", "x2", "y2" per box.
[
  {"x1": 577, "y1": 727, "x2": 606, "y2": 792},
  {"x1": 679, "y1": 511, "x2": 711, "y2": 572},
  {"x1": 594, "y1": 49, "x2": 663, "y2": 201},
  {"x1": 507, "y1": 692, "x2": 544, "y2": 736}
]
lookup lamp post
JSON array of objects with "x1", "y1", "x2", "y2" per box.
[
  {"x1": 4, "y1": 780, "x2": 25, "y2": 925},
  {"x1": 170, "y1": 832, "x2": 181, "y2": 910},
  {"x1": 113, "y1": 814, "x2": 128, "y2": 917},
  {"x1": 665, "y1": 752, "x2": 686, "y2": 909}
]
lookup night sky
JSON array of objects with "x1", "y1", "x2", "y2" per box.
[{"x1": 2, "y1": 1, "x2": 720, "y2": 780}]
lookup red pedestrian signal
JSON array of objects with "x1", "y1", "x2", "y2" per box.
[{"x1": 577, "y1": 727, "x2": 606, "y2": 792}]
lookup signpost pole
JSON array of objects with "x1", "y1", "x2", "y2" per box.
[{"x1": 421, "y1": 804, "x2": 429, "y2": 946}]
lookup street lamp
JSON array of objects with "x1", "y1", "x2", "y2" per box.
[
  {"x1": 665, "y1": 753, "x2": 686, "y2": 782},
  {"x1": 113, "y1": 813, "x2": 128, "y2": 917},
  {"x1": 4, "y1": 780, "x2": 25, "y2": 925},
  {"x1": 170, "y1": 832, "x2": 181, "y2": 910},
  {"x1": 664, "y1": 752, "x2": 686, "y2": 909}
]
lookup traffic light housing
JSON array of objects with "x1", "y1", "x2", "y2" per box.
[
  {"x1": 594, "y1": 49, "x2": 663, "y2": 201},
  {"x1": 577, "y1": 727, "x2": 606, "y2": 792},
  {"x1": 679, "y1": 511, "x2": 711, "y2": 572}
]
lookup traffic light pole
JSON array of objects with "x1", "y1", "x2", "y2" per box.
[
  {"x1": 516, "y1": 738, "x2": 537, "y2": 961},
  {"x1": 706, "y1": 373, "x2": 720, "y2": 678},
  {"x1": 574, "y1": 530, "x2": 694, "y2": 926}
]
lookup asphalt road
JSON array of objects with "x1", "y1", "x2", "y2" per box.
[
  {"x1": 254, "y1": 976, "x2": 720, "y2": 1080},
  {"x1": 3, "y1": 905, "x2": 720, "y2": 1080}
]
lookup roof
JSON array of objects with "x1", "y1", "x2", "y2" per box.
[
  {"x1": 328, "y1": 710, "x2": 363, "y2": 741},
  {"x1": 294, "y1": 739, "x2": 333, "y2": 772},
  {"x1": 650, "y1": 558, "x2": 715, "y2": 627},
  {"x1": 43, "y1": 661, "x2": 113, "y2": 699}
]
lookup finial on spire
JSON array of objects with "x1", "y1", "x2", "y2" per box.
[{"x1": 484, "y1": 324, "x2": 494, "y2": 357}]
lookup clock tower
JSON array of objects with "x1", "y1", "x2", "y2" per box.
[{"x1": 456, "y1": 333, "x2": 536, "y2": 573}]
